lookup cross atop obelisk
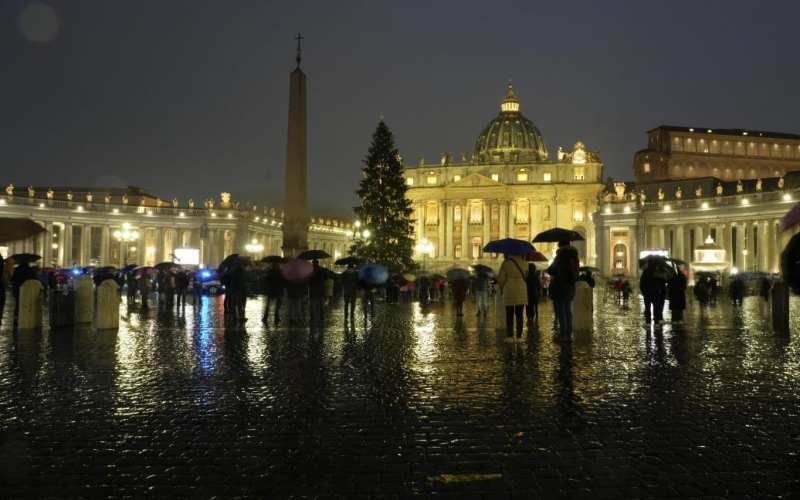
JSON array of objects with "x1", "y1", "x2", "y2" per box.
[
  {"x1": 294, "y1": 32, "x2": 304, "y2": 67},
  {"x1": 282, "y1": 36, "x2": 309, "y2": 259}
]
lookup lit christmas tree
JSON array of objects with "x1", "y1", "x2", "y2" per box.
[{"x1": 351, "y1": 120, "x2": 415, "y2": 271}]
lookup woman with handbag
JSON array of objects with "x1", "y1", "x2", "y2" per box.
[{"x1": 498, "y1": 253, "x2": 528, "y2": 342}]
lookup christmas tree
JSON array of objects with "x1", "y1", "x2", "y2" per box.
[{"x1": 351, "y1": 120, "x2": 416, "y2": 271}]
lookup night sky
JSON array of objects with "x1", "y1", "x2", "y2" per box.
[{"x1": 3, "y1": 1, "x2": 800, "y2": 217}]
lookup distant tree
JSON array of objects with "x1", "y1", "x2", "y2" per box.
[{"x1": 351, "y1": 120, "x2": 416, "y2": 271}]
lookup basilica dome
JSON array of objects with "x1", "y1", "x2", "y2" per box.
[{"x1": 473, "y1": 84, "x2": 548, "y2": 163}]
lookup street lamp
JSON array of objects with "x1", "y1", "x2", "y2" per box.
[
  {"x1": 245, "y1": 238, "x2": 264, "y2": 255},
  {"x1": 114, "y1": 223, "x2": 139, "y2": 266},
  {"x1": 350, "y1": 221, "x2": 370, "y2": 257},
  {"x1": 416, "y1": 237, "x2": 434, "y2": 270}
]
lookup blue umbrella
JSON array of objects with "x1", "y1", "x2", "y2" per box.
[
  {"x1": 483, "y1": 238, "x2": 535, "y2": 255},
  {"x1": 358, "y1": 263, "x2": 389, "y2": 285},
  {"x1": 122, "y1": 264, "x2": 139, "y2": 275}
]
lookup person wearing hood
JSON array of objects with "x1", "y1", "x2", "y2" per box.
[
  {"x1": 498, "y1": 253, "x2": 529, "y2": 342},
  {"x1": 341, "y1": 264, "x2": 359, "y2": 321},
  {"x1": 547, "y1": 240, "x2": 580, "y2": 338}
]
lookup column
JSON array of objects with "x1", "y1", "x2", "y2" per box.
[
  {"x1": 44, "y1": 221, "x2": 54, "y2": 266},
  {"x1": 675, "y1": 224, "x2": 685, "y2": 262},
  {"x1": 82, "y1": 225, "x2": 92, "y2": 266},
  {"x1": 694, "y1": 226, "x2": 704, "y2": 251},
  {"x1": 460, "y1": 200, "x2": 468, "y2": 261},
  {"x1": 601, "y1": 226, "x2": 611, "y2": 275},
  {"x1": 154, "y1": 228, "x2": 164, "y2": 264},
  {"x1": 768, "y1": 220, "x2": 779, "y2": 273},
  {"x1": 758, "y1": 220, "x2": 768, "y2": 272},
  {"x1": 437, "y1": 202, "x2": 445, "y2": 259},
  {"x1": 499, "y1": 200, "x2": 508, "y2": 240},
  {"x1": 747, "y1": 224, "x2": 756, "y2": 271},
  {"x1": 445, "y1": 201, "x2": 453, "y2": 261},
  {"x1": 482, "y1": 201, "x2": 490, "y2": 258},
  {"x1": 137, "y1": 228, "x2": 146, "y2": 266},
  {"x1": 416, "y1": 202, "x2": 424, "y2": 242},
  {"x1": 736, "y1": 222, "x2": 746, "y2": 269},
  {"x1": 657, "y1": 226, "x2": 666, "y2": 249},
  {"x1": 63, "y1": 222, "x2": 73, "y2": 266},
  {"x1": 101, "y1": 226, "x2": 110, "y2": 266},
  {"x1": 722, "y1": 223, "x2": 733, "y2": 265}
]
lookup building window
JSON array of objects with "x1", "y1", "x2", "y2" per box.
[
  {"x1": 491, "y1": 174, "x2": 499, "y2": 182},
  {"x1": 543, "y1": 172, "x2": 552, "y2": 182},
  {"x1": 427, "y1": 176, "x2": 437, "y2": 185},
  {"x1": 469, "y1": 202, "x2": 483, "y2": 223},
  {"x1": 491, "y1": 205, "x2": 499, "y2": 222},
  {"x1": 544, "y1": 205, "x2": 551, "y2": 220},
  {"x1": 516, "y1": 173, "x2": 528, "y2": 182},
  {"x1": 425, "y1": 202, "x2": 439, "y2": 225},
  {"x1": 515, "y1": 200, "x2": 529, "y2": 223},
  {"x1": 471, "y1": 237, "x2": 482, "y2": 259},
  {"x1": 406, "y1": 178, "x2": 414, "y2": 185},
  {"x1": 573, "y1": 203, "x2": 584, "y2": 222},
  {"x1": 453, "y1": 175, "x2": 461, "y2": 182},
  {"x1": 454, "y1": 204, "x2": 462, "y2": 222},
  {"x1": 643, "y1": 163, "x2": 650, "y2": 173},
  {"x1": 454, "y1": 244, "x2": 462, "y2": 259},
  {"x1": 574, "y1": 167, "x2": 585, "y2": 180}
]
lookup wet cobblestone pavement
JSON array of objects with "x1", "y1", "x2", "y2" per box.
[{"x1": 1, "y1": 291, "x2": 799, "y2": 498}]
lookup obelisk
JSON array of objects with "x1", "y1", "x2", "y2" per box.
[{"x1": 282, "y1": 34, "x2": 309, "y2": 259}]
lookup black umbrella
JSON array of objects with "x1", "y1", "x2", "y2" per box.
[
  {"x1": 470, "y1": 264, "x2": 494, "y2": 274},
  {"x1": 667, "y1": 258, "x2": 688, "y2": 266},
  {"x1": 334, "y1": 256, "x2": 361, "y2": 266},
  {"x1": 261, "y1": 255, "x2": 288, "y2": 264},
  {"x1": 579, "y1": 266, "x2": 600, "y2": 274},
  {"x1": 94, "y1": 266, "x2": 118, "y2": 276},
  {"x1": 781, "y1": 232, "x2": 800, "y2": 294},
  {"x1": 9, "y1": 253, "x2": 41, "y2": 264},
  {"x1": 483, "y1": 238, "x2": 535, "y2": 254},
  {"x1": 0, "y1": 217, "x2": 46, "y2": 243},
  {"x1": 154, "y1": 261, "x2": 181, "y2": 272},
  {"x1": 298, "y1": 249, "x2": 331, "y2": 260},
  {"x1": 532, "y1": 227, "x2": 585, "y2": 243}
]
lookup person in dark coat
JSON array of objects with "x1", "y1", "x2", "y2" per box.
[
  {"x1": 640, "y1": 256, "x2": 668, "y2": 325},
  {"x1": 308, "y1": 259, "x2": 327, "y2": 323},
  {"x1": 667, "y1": 271, "x2": 687, "y2": 323},
  {"x1": 341, "y1": 264, "x2": 359, "y2": 320},
  {"x1": 175, "y1": 271, "x2": 190, "y2": 308},
  {"x1": 694, "y1": 277, "x2": 709, "y2": 306},
  {"x1": 10, "y1": 261, "x2": 37, "y2": 325},
  {"x1": 263, "y1": 263, "x2": 285, "y2": 324},
  {"x1": 287, "y1": 280, "x2": 307, "y2": 323},
  {"x1": 452, "y1": 278, "x2": 468, "y2": 317},
  {"x1": 547, "y1": 240, "x2": 580, "y2": 337},
  {"x1": 417, "y1": 275, "x2": 431, "y2": 305},
  {"x1": 729, "y1": 276, "x2": 745, "y2": 306},
  {"x1": 525, "y1": 266, "x2": 542, "y2": 322}
]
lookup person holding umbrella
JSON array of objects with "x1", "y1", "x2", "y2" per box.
[
  {"x1": 308, "y1": 259, "x2": 327, "y2": 323},
  {"x1": 547, "y1": 240, "x2": 580, "y2": 339},
  {"x1": 498, "y1": 253, "x2": 529, "y2": 342},
  {"x1": 341, "y1": 263, "x2": 359, "y2": 321},
  {"x1": 473, "y1": 269, "x2": 490, "y2": 317},
  {"x1": 262, "y1": 262, "x2": 286, "y2": 325},
  {"x1": 640, "y1": 255, "x2": 669, "y2": 325},
  {"x1": 667, "y1": 267, "x2": 687, "y2": 324}
]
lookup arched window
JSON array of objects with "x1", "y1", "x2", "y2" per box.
[
  {"x1": 454, "y1": 244, "x2": 462, "y2": 259},
  {"x1": 454, "y1": 204, "x2": 462, "y2": 222},
  {"x1": 469, "y1": 202, "x2": 483, "y2": 223},
  {"x1": 425, "y1": 202, "x2": 439, "y2": 225},
  {"x1": 515, "y1": 200, "x2": 529, "y2": 223},
  {"x1": 572, "y1": 202, "x2": 585, "y2": 222},
  {"x1": 613, "y1": 243, "x2": 627, "y2": 271},
  {"x1": 491, "y1": 205, "x2": 499, "y2": 222},
  {"x1": 471, "y1": 237, "x2": 482, "y2": 259}
]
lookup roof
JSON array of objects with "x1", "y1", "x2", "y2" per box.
[{"x1": 647, "y1": 126, "x2": 800, "y2": 141}]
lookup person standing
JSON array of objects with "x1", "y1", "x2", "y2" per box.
[
  {"x1": 760, "y1": 278, "x2": 771, "y2": 302},
  {"x1": 308, "y1": 259, "x2": 327, "y2": 323},
  {"x1": 473, "y1": 271, "x2": 489, "y2": 317},
  {"x1": 667, "y1": 270, "x2": 687, "y2": 324},
  {"x1": 192, "y1": 273, "x2": 203, "y2": 305},
  {"x1": 164, "y1": 270, "x2": 176, "y2": 307},
  {"x1": 286, "y1": 280, "x2": 307, "y2": 324},
  {"x1": 263, "y1": 263, "x2": 285, "y2": 324},
  {"x1": 417, "y1": 275, "x2": 431, "y2": 305},
  {"x1": 452, "y1": 278, "x2": 468, "y2": 317},
  {"x1": 729, "y1": 276, "x2": 745, "y2": 306},
  {"x1": 640, "y1": 256, "x2": 668, "y2": 325},
  {"x1": 526, "y1": 266, "x2": 542, "y2": 322},
  {"x1": 547, "y1": 240, "x2": 580, "y2": 338},
  {"x1": 498, "y1": 253, "x2": 529, "y2": 342},
  {"x1": 175, "y1": 271, "x2": 189, "y2": 308},
  {"x1": 126, "y1": 272, "x2": 137, "y2": 305},
  {"x1": 341, "y1": 264, "x2": 359, "y2": 321},
  {"x1": 139, "y1": 274, "x2": 151, "y2": 309}
]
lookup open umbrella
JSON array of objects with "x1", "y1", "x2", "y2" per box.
[
  {"x1": 94, "y1": 266, "x2": 118, "y2": 276},
  {"x1": 298, "y1": 249, "x2": 331, "y2": 260},
  {"x1": 40, "y1": 267, "x2": 57, "y2": 273},
  {"x1": 261, "y1": 255, "x2": 288, "y2": 264},
  {"x1": 390, "y1": 273, "x2": 407, "y2": 286},
  {"x1": 483, "y1": 238, "x2": 535, "y2": 255},
  {"x1": 579, "y1": 266, "x2": 601, "y2": 274},
  {"x1": 334, "y1": 256, "x2": 361, "y2": 266},
  {"x1": 525, "y1": 251, "x2": 549, "y2": 262},
  {"x1": 431, "y1": 273, "x2": 447, "y2": 281},
  {"x1": 532, "y1": 227, "x2": 585, "y2": 243},
  {"x1": 402, "y1": 272, "x2": 416, "y2": 282},
  {"x1": 781, "y1": 232, "x2": 800, "y2": 294},
  {"x1": 134, "y1": 266, "x2": 156, "y2": 278},
  {"x1": 736, "y1": 271, "x2": 771, "y2": 281},
  {"x1": 780, "y1": 201, "x2": 800, "y2": 232},
  {"x1": 470, "y1": 264, "x2": 494, "y2": 274},
  {"x1": 667, "y1": 258, "x2": 688, "y2": 266},
  {"x1": 122, "y1": 264, "x2": 139, "y2": 274},
  {"x1": 9, "y1": 253, "x2": 41, "y2": 264},
  {"x1": 0, "y1": 217, "x2": 46, "y2": 243},
  {"x1": 446, "y1": 268, "x2": 471, "y2": 280},
  {"x1": 283, "y1": 258, "x2": 314, "y2": 283},
  {"x1": 154, "y1": 261, "x2": 181, "y2": 272},
  {"x1": 358, "y1": 263, "x2": 389, "y2": 285}
]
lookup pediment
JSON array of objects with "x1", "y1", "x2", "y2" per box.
[{"x1": 445, "y1": 173, "x2": 505, "y2": 189}]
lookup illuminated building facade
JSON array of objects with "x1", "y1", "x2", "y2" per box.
[
  {"x1": 594, "y1": 126, "x2": 800, "y2": 276},
  {"x1": 404, "y1": 84, "x2": 605, "y2": 271},
  {"x1": 0, "y1": 186, "x2": 351, "y2": 268}
]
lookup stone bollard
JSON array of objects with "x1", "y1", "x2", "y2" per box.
[
  {"x1": 573, "y1": 281, "x2": 593, "y2": 332},
  {"x1": 18, "y1": 280, "x2": 43, "y2": 329},
  {"x1": 771, "y1": 279, "x2": 790, "y2": 334},
  {"x1": 74, "y1": 274, "x2": 94, "y2": 324},
  {"x1": 96, "y1": 280, "x2": 120, "y2": 329}
]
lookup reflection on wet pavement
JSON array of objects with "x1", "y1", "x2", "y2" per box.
[{"x1": 0, "y1": 292, "x2": 797, "y2": 497}]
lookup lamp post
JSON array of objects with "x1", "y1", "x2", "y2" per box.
[
  {"x1": 114, "y1": 223, "x2": 139, "y2": 266},
  {"x1": 416, "y1": 237, "x2": 434, "y2": 270},
  {"x1": 349, "y1": 221, "x2": 370, "y2": 257}
]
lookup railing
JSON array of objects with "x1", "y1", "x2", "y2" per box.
[{"x1": 602, "y1": 187, "x2": 800, "y2": 212}]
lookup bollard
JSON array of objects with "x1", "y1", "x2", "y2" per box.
[
  {"x1": 74, "y1": 274, "x2": 94, "y2": 324},
  {"x1": 18, "y1": 280, "x2": 43, "y2": 329},
  {"x1": 573, "y1": 281, "x2": 593, "y2": 332},
  {"x1": 96, "y1": 280, "x2": 120, "y2": 329},
  {"x1": 771, "y1": 279, "x2": 790, "y2": 334}
]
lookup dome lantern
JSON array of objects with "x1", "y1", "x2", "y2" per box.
[{"x1": 500, "y1": 83, "x2": 519, "y2": 114}]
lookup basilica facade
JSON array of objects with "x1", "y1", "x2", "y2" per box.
[{"x1": 404, "y1": 84, "x2": 604, "y2": 271}]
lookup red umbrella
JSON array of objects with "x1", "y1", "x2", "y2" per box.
[
  {"x1": 525, "y1": 251, "x2": 549, "y2": 262},
  {"x1": 283, "y1": 259, "x2": 313, "y2": 283},
  {"x1": 780, "y1": 201, "x2": 800, "y2": 232}
]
